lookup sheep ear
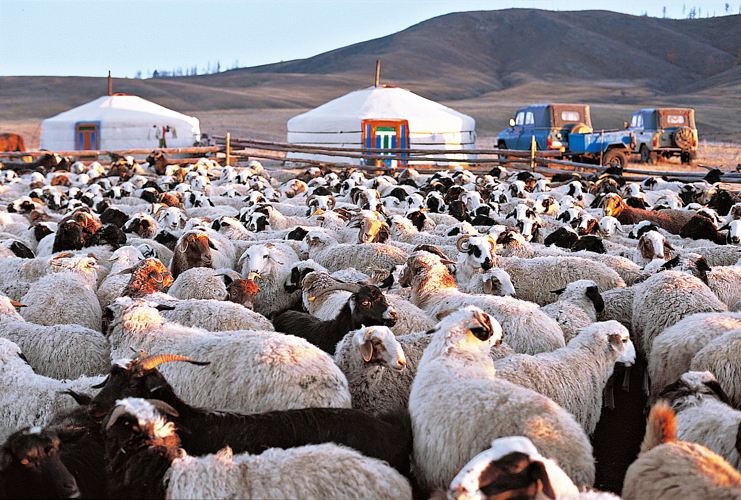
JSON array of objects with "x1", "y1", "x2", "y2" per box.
[
  {"x1": 149, "y1": 399, "x2": 179, "y2": 418},
  {"x1": 0, "y1": 447, "x2": 12, "y2": 471},
  {"x1": 483, "y1": 277, "x2": 494, "y2": 294},
  {"x1": 528, "y1": 459, "x2": 556, "y2": 500},
  {"x1": 155, "y1": 303, "x2": 176, "y2": 312},
  {"x1": 608, "y1": 333, "x2": 625, "y2": 355},
  {"x1": 207, "y1": 239, "x2": 218, "y2": 250},
  {"x1": 637, "y1": 236, "x2": 652, "y2": 260},
  {"x1": 116, "y1": 265, "x2": 136, "y2": 275},
  {"x1": 360, "y1": 338, "x2": 374, "y2": 362},
  {"x1": 550, "y1": 287, "x2": 566, "y2": 295}
]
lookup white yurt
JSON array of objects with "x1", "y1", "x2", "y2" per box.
[
  {"x1": 286, "y1": 85, "x2": 476, "y2": 166},
  {"x1": 40, "y1": 94, "x2": 200, "y2": 153}
]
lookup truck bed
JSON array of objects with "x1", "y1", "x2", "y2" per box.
[{"x1": 569, "y1": 129, "x2": 633, "y2": 154}]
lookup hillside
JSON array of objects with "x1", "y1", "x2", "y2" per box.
[{"x1": 1, "y1": 8, "x2": 740, "y2": 148}]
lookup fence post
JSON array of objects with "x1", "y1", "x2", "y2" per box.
[
  {"x1": 226, "y1": 133, "x2": 231, "y2": 166},
  {"x1": 530, "y1": 135, "x2": 536, "y2": 170}
]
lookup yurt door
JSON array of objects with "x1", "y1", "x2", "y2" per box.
[
  {"x1": 362, "y1": 119, "x2": 409, "y2": 167},
  {"x1": 75, "y1": 122, "x2": 100, "y2": 159}
]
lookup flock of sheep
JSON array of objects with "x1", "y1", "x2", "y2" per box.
[{"x1": 1, "y1": 149, "x2": 741, "y2": 499}]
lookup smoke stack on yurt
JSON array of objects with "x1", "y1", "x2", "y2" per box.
[
  {"x1": 40, "y1": 94, "x2": 201, "y2": 157},
  {"x1": 286, "y1": 78, "x2": 476, "y2": 167}
]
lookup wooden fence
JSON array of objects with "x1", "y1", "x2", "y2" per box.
[{"x1": 2, "y1": 135, "x2": 740, "y2": 186}]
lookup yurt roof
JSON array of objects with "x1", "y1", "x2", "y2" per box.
[
  {"x1": 287, "y1": 85, "x2": 475, "y2": 133},
  {"x1": 42, "y1": 94, "x2": 199, "y2": 127}
]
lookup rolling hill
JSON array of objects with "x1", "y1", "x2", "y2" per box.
[{"x1": 1, "y1": 8, "x2": 740, "y2": 147}]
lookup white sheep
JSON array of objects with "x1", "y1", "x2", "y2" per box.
[
  {"x1": 409, "y1": 305, "x2": 595, "y2": 492},
  {"x1": 167, "y1": 267, "x2": 228, "y2": 301},
  {"x1": 19, "y1": 258, "x2": 103, "y2": 332},
  {"x1": 690, "y1": 328, "x2": 741, "y2": 408},
  {"x1": 105, "y1": 297, "x2": 351, "y2": 413},
  {"x1": 0, "y1": 295, "x2": 110, "y2": 380},
  {"x1": 159, "y1": 297, "x2": 273, "y2": 332},
  {"x1": 96, "y1": 245, "x2": 147, "y2": 309},
  {"x1": 301, "y1": 229, "x2": 408, "y2": 277},
  {"x1": 400, "y1": 251, "x2": 566, "y2": 355},
  {"x1": 540, "y1": 279, "x2": 604, "y2": 343},
  {"x1": 632, "y1": 271, "x2": 727, "y2": 361},
  {"x1": 658, "y1": 371, "x2": 741, "y2": 470},
  {"x1": 237, "y1": 241, "x2": 300, "y2": 318},
  {"x1": 648, "y1": 311, "x2": 741, "y2": 400},
  {"x1": 0, "y1": 337, "x2": 103, "y2": 443},
  {"x1": 333, "y1": 325, "x2": 413, "y2": 415},
  {"x1": 494, "y1": 321, "x2": 636, "y2": 436}
]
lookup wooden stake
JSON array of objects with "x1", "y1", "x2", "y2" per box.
[
  {"x1": 108, "y1": 71, "x2": 112, "y2": 96},
  {"x1": 375, "y1": 60, "x2": 380, "y2": 87},
  {"x1": 226, "y1": 132, "x2": 231, "y2": 166}
]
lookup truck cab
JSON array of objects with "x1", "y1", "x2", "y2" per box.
[
  {"x1": 628, "y1": 108, "x2": 697, "y2": 164},
  {"x1": 497, "y1": 104, "x2": 592, "y2": 151}
]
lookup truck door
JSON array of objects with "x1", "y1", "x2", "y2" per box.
[{"x1": 516, "y1": 110, "x2": 536, "y2": 150}]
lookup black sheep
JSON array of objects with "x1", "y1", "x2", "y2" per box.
[
  {"x1": 273, "y1": 283, "x2": 397, "y2": 355},
  {"x1": 88, "y1": 354, "x2": 413, "y2": 478}
]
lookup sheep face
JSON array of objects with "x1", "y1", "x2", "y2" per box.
[
  {"x1": 655, "y1": 371, "x2": 731, "y2": 413},
  {"x1": 598, "y1": 216, "x2": 622, "y2": 237},
  {"x1": 348, "y1": 285, "x2": 398, "y2": 328},
  {"x1": 435, "y1": 305, "x2": 504, "y2": 346},
  {"x1": 637, "y1": 230, "x2": 673, "y2": 261},
  {"x1": 121, "y1": 258, "x2": 174, "y2": 298},
  {"x1": 352, "y1": 326, "x2": 406, "y2": 371},
  {"x1": 172, "y1": 232, "x2": 216, "y2": 278},
  {"x1": 154, "y1": 206, "x2": 188, "y2": 233},
  {"x1": 243, "y1": 244, "x2": 281, "y2": 277},
  {"x1": 482, "y1": 269, "x2": 516, "y2": 297},
  {"x1": 457, "y1": 235, "x2": 497, "y2": 271},
  {"x1": 226, "y1": 278, "x2": 259, "y2": 310},
  {"x1": 0, "y1": 427, "x2": 80, "y2": 499},
  {"x1": 244, "y1": 212, "x2": 270, "y2": 233}
]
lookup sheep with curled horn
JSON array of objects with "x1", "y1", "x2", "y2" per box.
[
  {"x1": 306, "y1": 193, "x2": 336, "y2": 216},
  {"x1": 349, "y1": 217, "x2": 391, "y2": 244}
]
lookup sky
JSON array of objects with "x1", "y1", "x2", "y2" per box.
[{"x1": 1, "y1": 0, "x2": 739, "y2": 78}]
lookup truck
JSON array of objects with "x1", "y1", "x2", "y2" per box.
[
  {"x1": 496, "y1": 103, "x2": 634, "y2": 169},
  {"x1": 627, "y1": 108, "x2": 698, "y2": 165}
]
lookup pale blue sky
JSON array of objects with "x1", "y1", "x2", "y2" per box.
[{"x1": 1, "y1": 0, "x2": 738, "y2": 77}]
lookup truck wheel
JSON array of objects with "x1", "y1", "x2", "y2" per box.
[
  {"x1": 680, "y1": 151, "x2": 692, "y2": 165},
  {"x1": 640, "y1": 145, "x2": 650, "y2": 164},
  {"x1": 603, "y1": 149, "x2": 628, "y2": 169},
  {"x1": 673, "y1": 126, "x2": 693, "y2": 149}
]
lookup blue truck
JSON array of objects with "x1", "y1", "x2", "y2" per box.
[{"x1": 496, "y1": 103, "x2": 633, "y2": 168}]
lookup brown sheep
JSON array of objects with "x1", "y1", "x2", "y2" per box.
[
  {"x1": 169, "y1": 231, "x2": 217, "y2": 279},
  {"x1": 119, "y1": 258, "x2": 174, "y2": 298},
  {"x1": 602, "y1": 194, "x2": 695, "y2": 235},
  {"x1": 225, "y1": 276, "x2": 260, "y2": 310}
]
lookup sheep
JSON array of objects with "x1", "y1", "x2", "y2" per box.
[
  {"x1": 399, "y1": 251, "x2": 566, "y2": 355},
  {"x1": 19, "y1": 256, "x2": 102, "y2": 332},
  {"x1": 273, "y1": 282, "x2": 398, "y2": 354},
  {"x1": 238, "y1": 241, "x2": 300, "y2": 318},
  {"x1": 104, "y1": 297, "x2": 351, "y2": 413},
  {"x1": 690, "y1": 328, "x2": 741, "y2": 409},
  {"x1": 621, "y1": 401, "x2": 741, "y2": 500},
  {"x1": 656, "y1": 371, "x2": 741, "y2": 469},
  {"x1": 332, "y1": 325, "x2": 415, "y2": 415},
  {"x1": 0, "y1": 337, "x2": 103, "y2": 443},
  {"x1": 166, "y1": 266, "x2": 228, "y2": 300},
  {"x1": 602, "y1": 193, "x2": 695, "y2": 235},
  {"x1": 86, "y1": 353, "x2": 413, "y2": 478},
  {"x1": 160, "y1": 297, "x2": 274, "y2": 332},
  {"x1": 168, "y1": 229, "x2": 218, "y2": 279},
  {"x1": 447, "y1": 436, "x2": 621, "y2": 500},
  {"x1": 103, "y1": 398, "x2": 413, "y2": 500},
  {"x1": 409, "y1": 305, "x2": 595, "y2": 494},
  {"x1": 301, "y1": 229, "x2": 409, "y2": 276},
  {"x1": 96, "y1": 245, "x2": 147, "y2": 308},
  {"x1": 633, "y1": 230, "x2": 673, "y2": 266},
  {"x1": 631, "y1": 271, "x2": 727, "y2": 361},
  {"x1": 0, "y1": 295, "x2": 110, "y2": 380},
  {"x1": 540, "y1": 279, "x2": 605, "y2": 343},
  {"x1": 0, "y1": 426, "x2": 81, "y2": 499},
  {"x1": 648, "y1": 311, "x2": 741, "y2": 400},
  {"x1": 494, "y1": 321, "x2": 635, "y2": 436}
]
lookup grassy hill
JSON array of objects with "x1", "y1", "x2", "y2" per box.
[{"x1": 1, "y1": 8, "x2": 740, "y2": 149}]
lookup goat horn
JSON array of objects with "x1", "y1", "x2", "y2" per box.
[
  {"x1": 104, "y1": 404, "x2": 128, "y2": 431},
  {"x1": 306, "y1": 194, "x2": 317, "y2": 207},
  {"x1": 9, "y1": 300, "x2": 26, "y2": 308},
  {"x1": 138, "y1": 354, "x2": 211, "y2": 371},
  {"x1": 309, "y1": 282, "x2": 362, "y2": 300},
  {"x1": 246, "y1": 272, "x2": 261, "y2": 280},
  {"x1": 456, "y1": 234, "x2": 472, "y2": 253},
  {"x1": 52, "y1": 252, "x2": 74, "y2": 259},
  {"x1": 327, "y1": 195, "x2": 336, "y2": 209}
]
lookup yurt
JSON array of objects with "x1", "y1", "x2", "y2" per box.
[
  {"x1": 40, "y1": 94, "x2": 201, "y2": 153},
  {"x1": 286, "y1": 85, "x2": 476, "y2": 166}
]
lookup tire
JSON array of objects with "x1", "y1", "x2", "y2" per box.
[
  {"x1": 680, "y1": 151, "x2": 692, "y2": 165},
  {"x1": 570, "y1": 122, "x2": 593, "y2": 134},
  {"x1": 602, "y1": 149, "x2": 628, "y2": 169},
  {"x1": 639, "y1": 144, "x2": 651, "y2": 164},
  {"x1": 673, "y1": 126, "x2": 694, "y2": 149}
]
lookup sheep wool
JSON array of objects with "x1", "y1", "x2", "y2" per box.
[
  {"x1": 690, "y1": 328, "x2": 741, "y2": 408},
  {"x1": 167, "y1": 267, "x2": 228, "y2": 301}
]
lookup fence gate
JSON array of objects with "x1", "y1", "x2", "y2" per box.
[{"x1": 362, "y1": 119, "x2": 409, "y2": 167}]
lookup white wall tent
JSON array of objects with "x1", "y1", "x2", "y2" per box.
[
  {"x1": 40, "y1": 94, "x2": 201, "y2": 153},
  {"x1": 286, "y1": 85, "x2": 476, "y2": 166}
]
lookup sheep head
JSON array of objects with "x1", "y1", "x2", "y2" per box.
[
  {"x1": 171, "y1": 231, "x2": 216, "y2": 279},
  {"x1": 120, "y1": 258, "x2": 174, "y2": 298},
  {"x1": 456, "y1": 235, "x2": 497, "y2": 271},
  {"x1": 89, "y1": 352, "x2": 209, "y2": 422},
  {"x1": 224, "y1": 275, "x2": 260, "y2": 310},
  {"x1": 353, "y1": 326, "x2": 406, "y2": 371}
]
